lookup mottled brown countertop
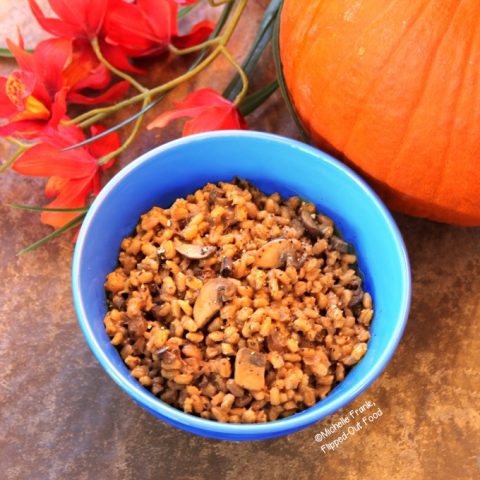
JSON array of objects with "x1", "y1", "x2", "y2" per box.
[{"x1": 1, "y1": 2, "x2": 479, "y2": 479}]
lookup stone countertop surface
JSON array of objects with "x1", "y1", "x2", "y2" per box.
[{"x1": 0, "y1": 2, "x2": 479, "y2": 479}]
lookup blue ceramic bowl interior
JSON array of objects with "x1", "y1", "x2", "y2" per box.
[{"x1": 72, "y1": 131, "x2": 411, "y2": 441}]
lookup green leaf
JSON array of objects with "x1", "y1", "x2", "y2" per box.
[
  {"x1": 190, "y1": 0, "x2": 234, "y2": 69},
  {"x1": 178, "y1": 3, "x2": 199, "y2": 19},
  {"x1": 0, "y1": 145, "x2": 27, "y2": 174},
  {"x1": 238, "y1": 79, "x2": 279, "y2": 116},
  {"x1": 0, "y1": 47, "x2": 14, "y2": 58},
  {"x1": 62, "y1": 97, "x2": 164, "y2": 152},
  {"x1": 223, "y1": 0, "x2": 282, "y2": 102},
  {"x1": 62, "y1": 1, "x2": 235, "y2": 153},
  {"x1": 8, "y1": 203, "x2": 88, "y2": 213},
  {"x1": 272, "y1": 2, "x2": 309, "y2": 140},
  {"x1": 17, "y1": 214, "x2": 85, "y2": 255}
]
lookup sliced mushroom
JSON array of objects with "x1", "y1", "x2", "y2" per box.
[
  {"x1": 234, "y1": 347, "x2": 266, "y2": 391},
  {"x1": 300, "y1": 209, "x2": 333, "y2": 238},
  {"x1": 290, "y1": 219, "x2": 305, "y2": 238},
  {"x1": 208, "y1": 188, "x2": 218, "y2": 206},
  {"x1": 219, "y1": 256, "x2": 233, "y2": 277},
  {"x1": 155, "y1": 345, "x2": 169, "y2": 355},
  {"x1": 285, "y1": 251, "x2": 307, "y2": 269},
  {"x1": 232, "y1": 176, "x2": 255, "y2": 191},
  {"x1": 348, "y1": 283, "x2": 364, "y2": 307},
  {"x1": 174, "y1": 238, "x2": 216, "y2": 259},
  {"x1": 330, "y1": 235, "x2": 349, "y2": 253},
  {"x1": 224, "y1": 207, "x2": 238, "y2": 228},
  {"x1": 254, "y1": 238, "x2": 296, "y2": 269},
  {"x1": 267, "y1": 329, "x2": 288, "y2": 352},
  {"x1": 193, "y1": 278, "x2": 236, "y2": 328}
]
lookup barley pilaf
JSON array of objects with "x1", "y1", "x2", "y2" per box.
[{"x1": 104, "y1": 179, "x2": 373, "y2": 423}]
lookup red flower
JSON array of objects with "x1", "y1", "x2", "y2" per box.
[
  {"x1": 63, "y1": 39, "x2": 130, "y2": 105},
  {"x1": 147, "y1": 88, "x2": 248, "y2": 136},
  {"x1": 29, "y1": 0, "x2": 213, "y2": 74},
  {"x1": 12, "y1": 124, "x2": 120, "y2": 228},
  {"x1": 28, "y1": 0, "x2": 110, "y2": 40},
  {"x1": 103, "y1": 0, "x2": 214, "y2": 70},
  {"x1": 0, "y1": 36, "x2": 128, "y2": 138}
]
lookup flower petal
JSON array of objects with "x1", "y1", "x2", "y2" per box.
[
  {"x1": 140, "y1": 0, "x2": 177, "y2": 42},
  {"x1": 105, "y1": 2, "x2": 157, "y2": 49},
  {"x1": 146, "y1": 89, "x2": 248, "y2": 132},
  {"x1": 0, "y1": 120, "x2": 46, "y2": 139},
  {"x1": 13, "y1": 143, "x2": 97, "y2": 178},
  {"x1": 99, "y1": 40, "x2": 146, "y2": 74},
  {"x1": 41, "y1": 175, "x2": 95, "y2": 228},
  {"x1": 44, "y1": 0, "x2": 108, "y2": 38},
  {"x1": 45, "y1": 175, "x2": 69, "y2": 198},
  {"x1": 88, "y1": 124, "x2": 121, "y2": 165},
  {"x1": 71, "y1": 62, "x2": 110, "y2": 91},
  {"x1": 41, "y1": 123, "x2": 86, "y2": 148},
  {"x1": 28, "y1": 0, "x2": 83, "y2": 38},
  {"x1": 175, "y1": 88, "x2": 235, "y2": 109},
  {"x1": 48, "y1": 0, "x2": 84, "y2": 27},
  {"x1": 49, "y1": 87, "x2": 68, "y2": 128},
  {"x1": 171, "y1": 20, "x2": 215, "y2": 50},
  {"x1": 146, "y1": 105, "x2": 208, "y2": 130},
  {"x1": 182, "y1": 106, "x2": 247, "y2": 136},
  {"x1": 65, "y1": 40, "x2": 110, "y2": 91},
  {"x1": 85, "y1": 0, "x2": 109, "y2": 37},
  {"x1": 33, "y1": 38, "x2": 72, "y2": 95},
  {"x1": 6, "y1": 37, "x2": 34, "y2": 72},
  {"x1": 0, "y1": 77, "x2": 17, "y2": 117},
  {"x1": 68, "y1": 80, "x2": 129, "y2": 105}
]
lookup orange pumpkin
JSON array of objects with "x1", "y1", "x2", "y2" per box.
[{"x1": 280, "y1": 0, "x2": 480, "y2": 226}]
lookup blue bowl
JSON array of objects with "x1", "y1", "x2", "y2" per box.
[{"x1": 72, "y1": 131, "x2": 411, "y2": 441}]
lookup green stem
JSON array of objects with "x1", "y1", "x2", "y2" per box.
[
  {"x1": 78, "y1": 111, "x2": 110, "y2": 128},
  {"x1": 8, "y1": 203, "x2": 88, "y2": 213},
  {"x1": 220, "y1": 46, "x2": 248, "y2": 105},
  {"x1": 0, "y1": 47, "x2": 14, "y2": 58},
  {"x1": 208, "y1": 0, "x2": 232, "y2": 5},
  {"x1": 238, "y1": 79, "x2": 279, "y2": 116},
  {"x1": 223, "y1": 0, "x2": 281, "y2": 102},
  {"x1": 178, "y1": 2, "x2": 201, "y2": 19},
  {"x1": 98, "y1": 97, "x2": 151, "y2": 166},
  {"x1": 5, "y1": 137, "x2": 30, "y2": 149},
  {"x1": 0, "y1": 145, "x2": 27, "y2": 174},
  {"x1": 169, "y1": 37, "x2": 220, "y2": 56},
  {"x1": 189, "y1": 0, "x2": 234, "y2": 69},
  {"x1": 17, "y1": 214, "x2": 85, "y2": 255},
  {"x1": 91, "y1": 38, "x2": 147, "y2": 94}
]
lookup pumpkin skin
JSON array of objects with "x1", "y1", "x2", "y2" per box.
[{"x1": 280, "y1": 0, "x2": 480, "y2": 226}]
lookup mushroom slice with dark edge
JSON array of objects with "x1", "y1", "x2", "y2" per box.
[
  {"x1": 219, "y1": 256, "x2": 233, "y2": 277},
  {"x1": 348, "y1": 280, "x2": 364, "y2": 307},
  {"x1": 193, "y1": 278, "x2": 236, "y2": 328},
  {"x1": 234, "y1": 347, "x2": 266, "y2": 391},
  {"x1": 174, "y1": 238, "x2": 216, "y2": 259},
  {"x1": 330, "y1": 235, "x2": 349, "y2": 253},
  {"x1": 290, "y1": 219, "x2": 305, "y2": 238},
  {"x1": 300, "y1": 209, "x2": 333, "y2": 238},
  {"x1": 254, "y1": 238, "x2": 296, "y2": 269}
]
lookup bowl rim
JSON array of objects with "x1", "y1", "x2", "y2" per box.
[{"x1": 72, "y1": 130, "x2": 411, "y2": 437}]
